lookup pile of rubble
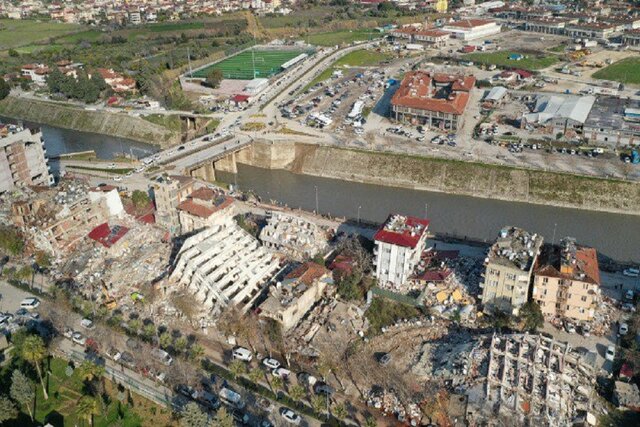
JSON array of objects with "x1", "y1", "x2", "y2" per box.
[
  {"x1": 412, "y1": 331, "x2": 490, "y2": 389},
  {"x1": 259, "y1": 212, "x2": 331, "y2": 261},
  {"x1": 481, "y1": 333, "x2": 596, "y2": 426},
  {"x1": 366, "y1": 387, "x2": 423, "y2": 426}
]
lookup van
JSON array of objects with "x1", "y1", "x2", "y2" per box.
[
  {"x1": 623, "y1": 268, "x2": 639, "y2": 277},
  {"x1": 232, "y1": 347, "x2": 253, "y2": 362}
]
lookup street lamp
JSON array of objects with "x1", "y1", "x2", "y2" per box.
[
  {"x1": 314, "y1": 186, "x2": 319, "y2": 214},
  {"x1": 357, "y1": 205, "x2": 361, "y2": 224}
]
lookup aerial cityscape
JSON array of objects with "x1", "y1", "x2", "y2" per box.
[{"x1": 0, "y1": 0, "x2": 640, "y2": 426}]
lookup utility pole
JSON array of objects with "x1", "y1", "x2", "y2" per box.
[
  {"x1": 552, "y1": 223, "x2": 557, "y2": 245},
  {"x1": 357, "y1": 205, "x2": 361, "y2": 224},
  {"x1": 314, "y1": 185, "x2": 319, "y2": 214},
  {"x1": 424, "y1": 202, "x2": 428, "y2": 219},
  {"x1": 187, "y1": 47, "x2": 193, "y2": 78}
]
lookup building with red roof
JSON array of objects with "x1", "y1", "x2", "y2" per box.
[
  {"x1": 391, "y1": 70, "x2": 476, "y2": 130},
  {"x1": 177, "y1": 186, "x2": 234, "y2": 233},
  {"x1": 88, "y1": 223, "x2": 129, "y2": 248},
  {"x1": 374, "y1": 214, "x2": 431, "y2": 287}
]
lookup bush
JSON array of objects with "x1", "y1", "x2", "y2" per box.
[{"x1": 0, "y1": 78, "x2": 10, "y2": 100}]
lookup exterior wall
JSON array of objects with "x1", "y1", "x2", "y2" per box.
[
  {"x1": 153, "y1": 179, "x2": 194, "y2": 234},
  {"x1": 532, "y1": 275, "x2": 597, "y2": 321},
  {"x1": 265, "y1": 280, "x2": 328, "y2": 331},
  {"x1": 392, "y1": 104, "x2": 461, "y2": 130},
  {"x1": 374, "y1": 234, "x2": 426, "y2": 286},
  {"x1": 178, "y1": 204, "x2": 233, "y2": 234},
  {"x1": 0, "y1": 130, "x2": 52, "y2": 193},
  {"x1": 443, "y1": 22, "x2": 501, "y2": 40},
  {"x1": 481, "y1": 263, "x2": 532, "y2": 315}
]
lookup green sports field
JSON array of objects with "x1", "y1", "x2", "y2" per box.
[{"x1": 192, "y1": 49, "x2": 308, "y2": 80}]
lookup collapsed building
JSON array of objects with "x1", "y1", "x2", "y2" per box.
[
  {"x1": 259, "y1": 261, "x2": 332, "y2": 331},
  {"x1": 482, "y1": 333, "x2": 596, "y2": 426},
  {"x1": 521, "y1": 94, "x2": 595, "y2": 137},
  {"x1": 151, "y1": 175, "x2": 195, "y2": 235},
  {"x1": 0, "y1": 127, "x2": 53, "y2": 194},
  {"x1": 533, "y1": 238, "x2": 600, "y2": 322},
  {"x1": 259, "y1": 212, "x2": 329, "y2": 261},
  {"x1": 481, "y1": 227, "x2": 543, "y2": 315},
  {"x1": 170, "y1": 220, "x2": 281, "y2": 316}
]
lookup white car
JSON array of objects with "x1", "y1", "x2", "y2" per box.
[
  {"x1": 272, "y1": 367, "x2": 291, "y2": 378},
  {"x1": 72, "y1": 332, "x2": 86, "y2": 346},
  {"x1": 232, "y1": 347, "x2": 253, "y2": 362},
  {"x1": 262, "y1": 357, "x2": 281, "y2": 370},
  {"x1": 605, "y1": 345, "x2": 616, "y2": 362},
  {"x1": 619, "y1": 323, "x2": 629, "y2": 335},
  {"x1": 280, "y1": 408, "x2": 301, "y2": 425},
  {"x1": 20, "y1": 297, "x2": 40, "y2": 310},
  {"x1": 80, "y1": 318, "x2": 95, "y2": 329}
]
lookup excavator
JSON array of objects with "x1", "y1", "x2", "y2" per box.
[{"x1": 101, "y1": 281, "x2": 117, "y2": 310}]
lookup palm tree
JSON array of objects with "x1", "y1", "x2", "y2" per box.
[
  {"x1": 77, "y1": 360, "x2": 105, "y2": 383},
  {"x1": 271, "y1": 375, "x2": 283, "y2": 396},
  {"x1": 76, "y1": 395, "x2": 99, "y2": 427},
  {"x1": 333, "y1": 403, "x2": 347, "y2": 421},
  {"x1": 364, "y1": 416, "x2": 377, "y2": 427},
  {"x1": 228, "y1": 360, "x2": 246, "y2": 379},
  {"x1": 289, "y1": 384, "x2": 305, "y2": 407},
  {"x1": 22, "y1": 335, "x2": 48, "y2": 400},
  {"x1": 248, "y1": 368, "x2": 263, "y2": 386},
  {"x1": 189, "y1": 344, "x2": 205, "y2": 361}
]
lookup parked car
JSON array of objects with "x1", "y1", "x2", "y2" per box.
[
  {"x1": 151, "y1": 348, "x2": 173, "y2": 366},
  {"x1": 72, "y1": 332, "x2": 86, "y2": 346},
  {"x1": 257, "y1": 397, "x2": 274, "y2": 413},
  {"x1": 232, "y1": 347, "x2": 253, "y2": 362},
  {"x1": 106, "y1": 347, "x2": 121, "y2": 361},
  {"x1": 605, "y1": 345, "x2": 616, "y2": 361},
  {"x1": 379, "y1": 353, "x2": 391, "y2": 366},
  {"x1": 232, "y1": 410, "x2": 250, "y2": 425},
  {"x1": 619, "y1": 323, "x2": 629, "y2": 335},
  {"x1": 272, "y1": 367, "x2": 291, "y2": 378},
  {"x1": 564, "y1": 321, "x2": 576, "y2": 334},
  {"x1": 280, "y1": 408, "x2": 301, "y2": 425},
  {"x1": 313, "y1": 382, "x2": 335, "y2": 396},
  {"x1": 20, "y1": 297, "x2": 40, "y2": 310},
  {"x1": 80, "y1": 318, "x2": 95, "y2": 329},
  {"x1": 262, "y1": 357, "x2": 281, "y2": 370}
]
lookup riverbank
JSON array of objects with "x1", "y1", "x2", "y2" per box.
[
  {"x1": 236, "y1": 141, "x2": 640, "y2": 216},
  {"x1": 0, "y1": 96, "x2": 180, "y2": 147}
]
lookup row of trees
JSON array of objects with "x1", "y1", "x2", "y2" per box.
[{"x1": 46, "y1": 68, "x2": 109, "y2": 103}]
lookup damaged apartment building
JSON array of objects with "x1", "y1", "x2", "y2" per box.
[
  {"x1": 11, "y1": 181, "x2": 124, "y2": 254},
  {"x1": 532, "y1": 238, "x2": 600, "y2": 322},
  {"x1": 259, "y1": 261, "x2": 333, "y2": 331},
  {"x1": 0, "y1": 127, "x2": 53, "y2": 193},
  {"x1": 374, "y1": 214, "x2": 431, "y2": 289},
  {"x1": 177, "y1": 186, "x2": 234, "y2": 234},
  {"x1": 481, "y1": 227, "x2": 543, "y2": 315},
  {"x1": 169, "y1": 219, "x2": 281, "y2": 317},
  {"x1": 259, "y1": 212, "x2": 329, "y2": 261},
  {"x1": 483, "y1": 333, "x2": 596, "y2": 426},
  {"x1": 152, "y1": 175, "x2": 195, "y2": 235}
]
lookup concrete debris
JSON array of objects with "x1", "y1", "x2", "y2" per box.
[
  {"x1": 478, "y1": 333, "x2": 596, "y2": 427},
  {"x1": 260, "y1": 211, "x2": 331, "y2": 261},
  {"x1": 170, "y1": 218, "x2": 281, "y2": 317},
  {"x1": 366, "y1": 387, "x2": 423, "y2": 426}
]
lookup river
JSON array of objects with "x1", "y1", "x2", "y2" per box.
[
  {"x1": 219, "y1": 164, "x2": 640, "y2": 262},
  {"x1": 4, "y1": 118, "x2": 637, "y2": 261}
]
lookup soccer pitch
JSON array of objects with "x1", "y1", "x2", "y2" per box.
[{"x1": 192, "y1": 49, "x2": 307, "y2": 80}]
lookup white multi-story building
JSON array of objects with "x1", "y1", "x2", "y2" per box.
[
  {"x1": 170, "y1": 220, "x2": 280, "y2": 316},
  {"x1": 442, "y1": 19, "x2": 501, "y2": 40},
  {"x1": 374, "y1": 214, "x2": 430, "y2": 288}
]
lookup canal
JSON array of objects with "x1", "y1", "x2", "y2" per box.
[{"x1": 219, "y1": 164, "x2": 640, "y2": 262}]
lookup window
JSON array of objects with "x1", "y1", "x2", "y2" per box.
[
  {"x1": 542, "y1": 277, "x2": 549, "y2": 284},
  {"x1": 506, "y1": 273, "x2": 516, "y2": 281},
  {"x1": 581, "y1": 296, "x2": 587, "y2": 302}
]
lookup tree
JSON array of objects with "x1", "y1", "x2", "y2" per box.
[
  {"x1": 289, "y1": 384, "x2": 305, "y2": 406},
  {"x1": 75, "y1": 395, "x2": 99, "y2": 427},
  {"x1": 188, "y1": 344, "x2": 205, "y2": 361},
  {"x1": 271, "y1": 375, "x2": 283, "y2": 395},
  {"x1": 333, "y1": 403, "x2": 347, "y2": 420},
  {"x1": 77, "y1": 360, "x2": 105, "y2": 389},
  {"x1": 0, "y1": 225, "x2": 24, "y2": 255},
  {"x1": 21, "y1": 334, "x2": 49, "y2": 400},
  {"x1": 205, "y1": 69, "x2": 223, "y2": 89},
  {"x1": 8, "y1": 48, "x2": 19, "y2": 57},
  {"x1": 131, "y1": 190, "x2": 150, "y2": 209},
  {"x1": 0, "y1": 77, "x2": 10, "y2": 101},
  {"x1": 10, "y1": 370, "x2": 35, "y2": 420},
  {"x1": 175, "y1": 336, "x2": 188, "y2": 353},
  {"x1": 180, "y1": 402, "x2": 209, "y2": 427},
  {"x1": 0, "y1": 395, "x2": 18, "y2": 423},
  {"x1": 214, "y1": 406, "x2": 234, "y2": 427},
  {"x1": 17, "y1": 265, "x2": 34, "y2": 286},
  {"x1": 248, "y1": 368, "x2": 263, "y2": 386},
  {"x1": 35, "y1": 251, "x2": 51, "y2": 269},
  {"x1": 142, "y1": 323, "x2": 156, "y2": 341},
  {"x1": 311, "y1": 394, "x2": 326, "y2": 415},
  {"x1": 364, "y1": 416, "x2": 377, "y2": 427},
  {"x1": 229, "y1": 360, "x2": 246, "y2": 379},
  {"x1": 159, "y1": 331, "x2": 172, "y2": 349},
  {"x1": 519, "y1": 300, "x2": 544, "y2": 332}
]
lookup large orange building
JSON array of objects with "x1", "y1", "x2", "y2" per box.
[
  {"x1": 390, "y1": 71, "x2": 475, "y2": 130},
  {"x1": 532, "y1": 238, "x2": 601, "y2": 322}
]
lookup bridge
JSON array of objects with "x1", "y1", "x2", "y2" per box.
[{"x1": 157, "y1": 133, "x2": 253, "y2": 181}]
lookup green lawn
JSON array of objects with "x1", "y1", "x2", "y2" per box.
[
  {"x1": 306, "y1": 49, "x2": 391, "y2": 88},
  {"x1": 142, "y1": 114, "x2": 183, "y2": 132},
  {"x1": 306, "y1": 29, "x2": 380, "y2": 46},
  {"x1": 67, "y1": 165, "x2": 134, "y2": 175},
  {"x1": 55, "y1": 30, "x2": 105, "y2": 44},
  {"x1": 593, "y1": 57, "x2": 640, "y2": 85},
  {"x1": 0, "y1": 19, "x2": 83, "y2": 49},
  {"x1": 464, "y1": 50, "x2": 558, "y2": 71},
  {"x1": 192, "y1": 48, "x2": 309, "y2": 80}
]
